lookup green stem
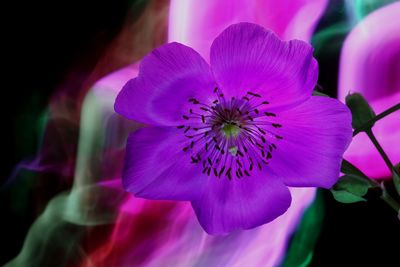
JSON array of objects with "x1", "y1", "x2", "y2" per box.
[
  {"x1": 366, "y1": 129, "x2": 394, "y2": 171},
  {"x1": 366, "y1": 130, "x2": 400, "y2": 214},
  {"x1": 380, "y1": 195, "x2": 400, "y2": 213},
  {"x1": 380, "y1": 183, "x2": 400, "y2": 213},
  {"x1": 353, "y1": 103, "x2": 400, "y2": 136}
]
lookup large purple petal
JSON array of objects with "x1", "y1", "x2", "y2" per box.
[
  {"x1": 115, "y1": 42, "x2": 216, "y2": 126},
  {"x1": 210, "y1": 23, "x2": 318, "y2": 109},
  {"x1": 265, "y1": 96, "x2": 352, "y2": 188},
  {"x1": 191, "y1": 174, "x2": 291, "y2": 235},
  {"x1": 123, "y1": 127, "x2": 206, "y2": 200}
]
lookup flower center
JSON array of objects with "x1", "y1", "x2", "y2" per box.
[
  {"x1": 221, "y1": 122, "x2": 240, "y2": 138},
  {"x1": 177, "y1": 87, "x2": 283, "y2": 180}
]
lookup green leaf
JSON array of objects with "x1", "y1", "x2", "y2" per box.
[
  {"x1": 340, "y1": 159, "x2": 377, "y2": 187},
  {"x1": 331, "y1": 174, "x2": 374, "y2": 203},
  {"x1": 345, "y1": 93, "x2": 376, "y2": 130},
  {"x1": 331, "y1": 190, "x2": 366, "y2": 203},
  {"x1": 341, "y1": 159, "x2": 368, "y2": 178},
  {"x1": 392, "y1": 164, "x2": 400, "y2": 196}
]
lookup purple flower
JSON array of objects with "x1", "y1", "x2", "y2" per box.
[{"x1": 115, "y1": 23, "x2": 352, "y2": 235}]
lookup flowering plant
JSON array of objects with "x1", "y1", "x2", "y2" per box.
[{"x1": 115, "y1": 22, "x2": 399, "y2": 234}]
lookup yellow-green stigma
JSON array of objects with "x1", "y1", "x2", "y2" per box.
[{"x1": 222, "y1": 123, "x2": 240, "y2": 138}]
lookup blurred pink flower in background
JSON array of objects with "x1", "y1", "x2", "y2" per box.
[
  {"x1": 83, "y1": 0, "x2": 329, "y2": 266},
  {"x1": 338, "y1": 1, "x2": 400, "y2": 178},
  {"x1": 169, "y1": 0, "x2": 328, "y2": 59}
]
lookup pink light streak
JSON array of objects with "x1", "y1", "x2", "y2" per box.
[{"x1": 339, "y1": 1, "x2": 400, "y2": 178}]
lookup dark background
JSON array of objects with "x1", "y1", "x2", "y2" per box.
[
  {"x1": 2, "y1": 0, "x2": 399, "y2": 266},
  {"x1": 2, "y1": 0, "x2": 137, "y2": 264}
]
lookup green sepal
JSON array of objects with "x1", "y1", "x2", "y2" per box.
[
  {"x1": 331, "y1": 174, "x2": 374, "y2": 203},
  {"x1": 312, "y1": 90, "x2": 329, "y2": 97},
  {"x1": 345, "y1": 93, "x2": 376, "y2": 130}
]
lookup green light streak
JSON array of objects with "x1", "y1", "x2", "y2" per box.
[
  {"x1": 280, "y1": 191, "x2": 324, "y2": 267},
  {"x1": 5, "y1": 85, "x2": 135, "y2": 266},
  {"x1": 312, "y1": 0, "x2": 398, "y2": 55}
]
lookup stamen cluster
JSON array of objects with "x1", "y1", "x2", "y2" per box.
[{"x1": 177, "y1": 87, "x2": 283, "y2": 180}]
